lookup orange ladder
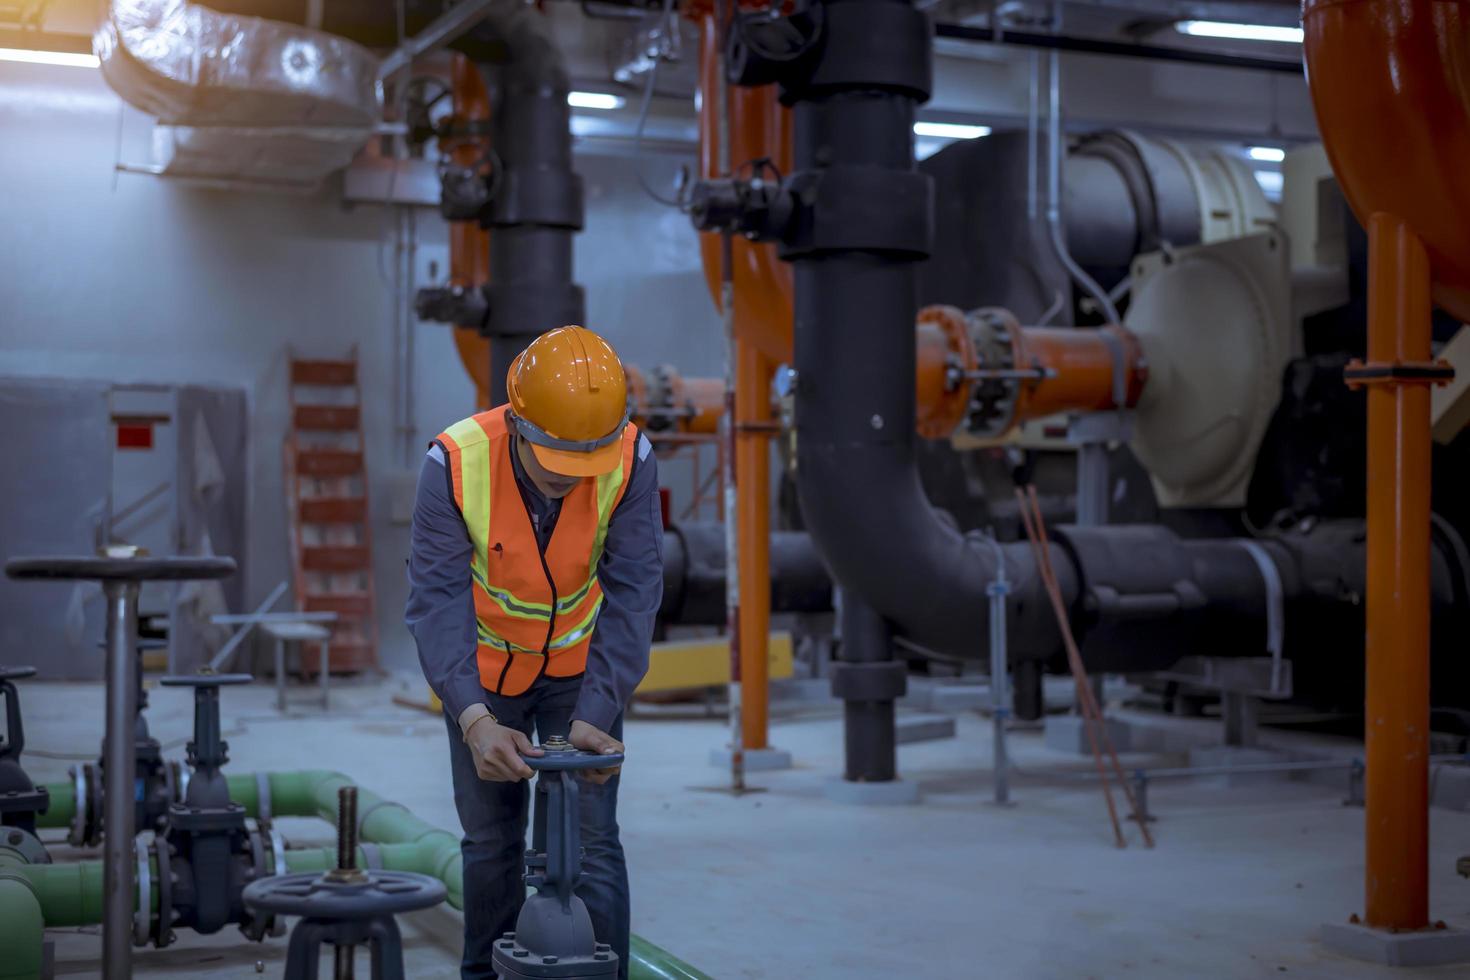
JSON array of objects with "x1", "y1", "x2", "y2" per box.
[{"x1": 283, "y1": 351, "x2": 380, "y2": 673}]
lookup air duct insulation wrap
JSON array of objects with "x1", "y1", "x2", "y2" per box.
[
  {"x1": 95, "y1": 1, "x2": 378, "y2": 186},
  {"x1": 97, "y1": 0, "x2": 378, "y2": 126}
]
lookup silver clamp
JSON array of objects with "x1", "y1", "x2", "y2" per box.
[
  {"x1": 1235, "y1": 539, "x2": 1285, "y2": 696},
  {"x1": 255, "y1": 772, "x2": 273, "y2": 826}
]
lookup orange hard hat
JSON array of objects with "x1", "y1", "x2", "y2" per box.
[{"x1": 506, "y1": 326, "x2": 630, "y2": 477}]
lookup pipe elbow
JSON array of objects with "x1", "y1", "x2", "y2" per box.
[{"x1": 0, "y1": 873, "x2": 44, "y2": 979}]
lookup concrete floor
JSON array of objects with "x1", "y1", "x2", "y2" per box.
[{"x1": 13, "y1": 674, "x2": 1470, "y2": 979}]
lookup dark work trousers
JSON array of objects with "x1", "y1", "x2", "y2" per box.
[{"x1": 443, "y1": 673, "x2": 629, "y2": 980}]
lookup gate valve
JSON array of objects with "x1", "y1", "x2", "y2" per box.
[
  {"x1": 0, "y1": 666, "x2": 49, "y2": 835},
  {"x1": 492, "y1": 737, "x2": 626, "y2": 979}
]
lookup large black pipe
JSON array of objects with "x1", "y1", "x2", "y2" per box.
[
  {"x1": 758, "y1": 1, "x2": 1071, "y2": 668},
  {"x1": 458, "y1": 11, "x2": 586, "y2": 405},
  {"x1": 660, "y1": 523, "x2": 833, "y2": 625}
]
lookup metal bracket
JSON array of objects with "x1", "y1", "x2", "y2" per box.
[{"x1": 1344, "y1": 358, "x2": 1455, "y2": 388}]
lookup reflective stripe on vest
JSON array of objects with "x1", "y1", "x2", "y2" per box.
[{"x1": 436, "y1": 405, "x2": 639, "y2": 695}]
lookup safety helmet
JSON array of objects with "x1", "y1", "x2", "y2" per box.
[{"x1": 506, "y1": 326, "x2": 630, "y2": 478}]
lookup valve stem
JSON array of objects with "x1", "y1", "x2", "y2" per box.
[{"x1": 336, "y1": 785, "x2": 358, "y2": 872}]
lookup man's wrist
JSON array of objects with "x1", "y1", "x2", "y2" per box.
[{"x1": 458, "y1": 702, "x2": 498, "y2": 741}]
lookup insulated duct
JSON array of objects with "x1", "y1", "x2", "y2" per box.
[{"x1": 95, "y1": 0, "x2": 379, "y2": 187}]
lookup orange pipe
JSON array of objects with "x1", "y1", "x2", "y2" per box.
[
  {"x1": 447, "y1": 54, "x2": 493, "y2": 408},
  {"x1": 914, "y1": 305, "x2": 1147, "y2": 440},
  {"x1": 626, "y1": 365, "x2": 724, "y2": 436},
  {"x1": 694, "y1": 14, "x2": 795, "y2": 362},
  {"x1": 692, "y1": 11, "x2": 793, "y2": 752},
  {"x1": 1009, "y1": 325, "x2": 1147, "y2": 424},
  {"x1": 736, "y1": 344, "x2": 772, "y2": 748},
  {"x1": 1359, "y1": 214, "x2": 1433, "y2": 931},
  {"x1": 1303, "y1": 0, "x2": 1470, "y2": 931}
]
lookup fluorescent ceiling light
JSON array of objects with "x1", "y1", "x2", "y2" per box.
[
  {"x1": 567, "y1": 91, "x2": 625, "y2": 110},
  {"x1": 0, "y1": 47, "x2": 100, "y2": 68},
  {"x1": 913, "y1": 121, "x2": 990, "y2": 140},
  {"x1": 1176, "y1": 21, "x2": 1304, "y2": 44},
  {"x1": 1248, "y1": 145, "x2": 1286, "y2": 162}
]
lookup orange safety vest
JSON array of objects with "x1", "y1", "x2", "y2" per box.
[{"x1": 435, "y1": 405, "x2": 639, "y2": 696}]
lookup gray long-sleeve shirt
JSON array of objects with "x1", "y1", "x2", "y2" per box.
[{"x1": 404, "y1": 430, "x2": 662, "y2": 732}]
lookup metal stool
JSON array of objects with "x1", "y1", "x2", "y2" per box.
[
  {"x1": 493, "y1": 737, "x2": 623, "y2": 979},
  {"x1": 261, "y1": 620, "x2": 332, "y2": 712},
  {"x1": 6, "y1": 549, "x2": 235, "y2": 980},
  {"x1": 243, "y1": 786, "x2": 445, "y2": 980}
]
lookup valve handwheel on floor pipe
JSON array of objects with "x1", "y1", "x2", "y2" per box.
[
  {"x1": 5, "y1": 548, "x2": 236, "y2": 980},
  {"x1": 1303, "y1": 0, "x2": 1470, "y2": 957}
]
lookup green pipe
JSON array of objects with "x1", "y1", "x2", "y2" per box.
[
  {"x1": 35, "y1": 779, "x2": 75, "y2": 830},
  {"x1": 30, "y1": 770, "x2": 712, "y2": 980},
  {"x1": 629, "y1": 935, "x2": 713, "y2": 980},
  {"x1": 0, "y1": 873, "x2": 45, "y2": 980}
]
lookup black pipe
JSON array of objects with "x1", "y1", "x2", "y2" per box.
[
  {"x1": 458, "y1": 13, "x2": 586, "y2": 405},
  {"x1": 934, "y1": 23, "x2": 1303, "y2": 75},
  {"x1": 660, "y1": 523, "x2": 832, "y2": 625},
  {"x1": 836, "y1": 596, "x2": 900, "y2": 782}
]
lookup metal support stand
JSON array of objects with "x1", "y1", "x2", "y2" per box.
[
  {"x1": 493, "y1": 738, "x2": 622, "y2": 979},
  {"x1": 6, "y1": 551, "x2": 236, "y2": 980},
  {"x1": 94, "y1": 637, "x2": 176, "y2": 835},
  {"x1": 1221, "y1": 691, "x2": 1259, "y2": 748},
  {"x1": 102, "y1": 580, "x2": 140, "y2": 972},
  {"x1": 984, "y1": 537, "x2": 1013, "y2": 807},
  {"x1": 1066, "y1": 412, "x2": 1131, "y2": 528}
]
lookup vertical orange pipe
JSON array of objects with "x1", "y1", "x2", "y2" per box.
[
  {"x1": 693, "y1": 11, "x2": 793, "y2": 752},
  {"x1": 448, "y1": 54, "x2": 492, "y2": 408},
  {"x1": 736, "y1": 344, "x2": 772, "y2": 749},
  {"x1": 1362, "y1": 213, "x2": 1433, "y2": 931}
]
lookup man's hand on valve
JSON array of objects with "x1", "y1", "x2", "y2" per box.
[
  {"x1": 570, "y1": 719, "x2": 625, "y2": 784},
  {"x1": 465, "y1": 716, "x2": 543, "y2": 782}
]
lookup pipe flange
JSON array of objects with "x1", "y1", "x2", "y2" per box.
[
  {"x1": 964, "y1": 307, "x2": 1024, "y2": 439},
  {"x1": 915, "y1": 304, "x2": 978, "y2": 439},
  {"x1": 86, "y1": 762, "x2": 103, "y2": 846},
  {"x1": 134, "y1": 835, "x2": 152, "y2": 946},
  {"x1": 152, "y1": 838, "x2": 174, "y2": 948},
  {"x1": 67, "y1": 764, "x2": 87, "y2": 847},
  {"x1": 0, "y1": 826, "x2": 50, "y2": 865}
]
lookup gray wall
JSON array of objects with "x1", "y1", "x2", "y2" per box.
[{"x1": 0, "y1": 62, "x2": 721, "y2": 672}]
